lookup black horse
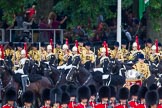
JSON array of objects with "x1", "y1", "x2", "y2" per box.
[
  {"x1": 104, "y1": 59, "x2": 126, "y2": 87},
  {"x1": 66, "y1": 56, "x2": 103, "y2": 89}
]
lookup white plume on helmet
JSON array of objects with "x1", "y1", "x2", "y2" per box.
[
  {"x1": 132, "y1": 42, "x2": 137, "y2": 47},
  {"x1": 72, "y1": 46, "x2": 77, "y2": 52},
  {"x1": 21, "y1": 49, "x2": 26, "y2": 55},
  {"x1": 47, "y1": 45, "x2": 52, "y2": 50},
  {"x1": 62, "y1": 44, "x2": 68, "y2": 50},
  {"x1": 101, "y1": 47, "x2": 106, "y2": 53},
  {"x1": 151, "y1": 45, "x2": 156, "y2": 50}
]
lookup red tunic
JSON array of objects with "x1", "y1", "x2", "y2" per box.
[
  {"x1": 68, "y1": 101, "x2": 76, "y2": 108},
  {"x1": 2, "y1": 104, "x2": 14, "y2": 108},
  {"x1": 40, "y1": 106, "x2": 51, "y2": 108},
  {"x1": 95, "y1": 103, "x2": 108, "y2": 108},
  {"x1": 89, "y1": 101, "x2": 96, "y2": 108},
  {"x1": 135, "y1": 104, "x2": 146, "y2": 108},
  {"x1": 158, "y1": 104, "x2": 162, "y2": 108},
  {"x1": 75, "y1": 103, "x2": 87, "y2": 108},
  {"x1": 129, "y1": 101, "x2": 138, "y2": 108},
  {"x1": 115, "y1": 104, "x2": 128, "y2": 108}
]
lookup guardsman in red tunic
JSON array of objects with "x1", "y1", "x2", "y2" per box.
[
  {"x1": 75, "y1": 86, "x2": 90, "y2": 108},
  {"x1": 88, "y1": 85, "x2": 97, "y2": 108},
  {"x1": 67, "y1": 84, "x2": 77, "y2": 108},
  {"x1": 109, "y1": 86, "x2": 117, "y2": 107},
  {"x1": 2, "y1": 87, "x2": 17, "y2": 108},
  {"x1": 129, "y1": 85, "x2": 140, "y2": 108},
  {"x1": 135, "y1": 86, "x2": 148, "y2": 108},
  {"x1": 115, "y1": 87, "x2": 130, "y2": 108},
  {"x1": 60, "y1": 92, "x2": 70, "y2": 108},
  {"x1": 158, "y1": 87, "x2": 162, "y2": 108},
  {"x1": 95, "y1": 86, "x2": 110, "y2": 108},
  {"x1": 145, "y1": 90, "x2": 158, "y2": 108},
  {"x1": 40, "y1": 88, "x2": 51, "y2": 108},
  {"x1": 50, "y1": 87, "x2": 62, "y2": 108},
  {"x1": 22, "y1": 90, "x2": 34, "y2": 108}
]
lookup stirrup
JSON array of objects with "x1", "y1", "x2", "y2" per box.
[
  {"x1": 26, "y1": 77, "x2": 30, "y2": 87},
  {"x1": 18, "y1": 89, "x2": 22, "y2": 98}
]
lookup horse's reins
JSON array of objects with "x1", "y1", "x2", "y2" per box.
[
  {"x1": 55, "y1": 70, "x2": 62, "y2": 87},
  {"x1": 82, "y1": 75, "x2": 92, "y2": 86}
]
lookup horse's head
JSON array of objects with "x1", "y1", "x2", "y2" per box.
[
  {"x1": 49, "y1": 55, "x2": 57, "y2": 66},
  {"x1": 108, "y1": 59, "x2": 121, "y2": 74},
  {"x1": 150, "y1": 61, "x2": 159, "y2": 76},
  {"x1": 101, "y1": 57, "x2": 109, "y2": 72},
  {"x1": 66, "y1": 56, "x2": 81, "y2": 82},
  {"x1": 133, "y1": 52, "x2": 142, "y2": 62}
]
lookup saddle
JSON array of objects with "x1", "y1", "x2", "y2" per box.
[
  {"x1": 28, "y1": 74, "x2": 42, "y2": 82},
  {"x1": 13, "y1": 73, "x2": 42, "y2": 84}
]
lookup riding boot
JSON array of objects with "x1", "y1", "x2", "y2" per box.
[{"x1": 21, "y1": 74, "x2": 29, "y2": 93}]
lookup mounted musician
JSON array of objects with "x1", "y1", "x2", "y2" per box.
[
  {"x1": 120, "y1": 40, "x2": 129, "y2": 62},
  {"x1": 132, "y1": 53, "x2": 150, "y2": 80},
  {"x1": 53, "y1": 41, "x2": 62, "y2": 64},
  {"x1": 28, "y1": 43, "x2": 40, "y2": 62},
  {"x1": 14, "y1": 49, "x2": 30, "y2": 93},
  {"x1": 143, "y1": 38, "x2": 153, "y2": 60},
  {"x1": 46, "y1": 44, "x2": 55, "y2": 61},
  {"x1": 149, "y1": 45, "x2": 160, "y2": 63},
  {"x1": 110, "y1": 41, "x2": 122, "y2": 60},
  {"x1": 78, "y1": 38, "x2": 86, "y2": 54},
  {"x1": 72, "y1": 46, "x2": 80, "y2": 61},
  {"x1": 129, "y1": 42, "x2": 145, "y2": 62},
  {"x1": 158, "y1": 42, "x2": 162, "y2": 60},
  {"x1": 12, "y1": 43, "x2": 23, "y2": 67},
  {"x1": 98, "y1": 41, "x2": 110, "y2": 59},
  {"x1": 81, "y1": 42, "x2": 95, "y2": 70},
  {"x1": 59, "y1": 39, "x2": 72, "y2": 66},
  {"x1": 4, "y1": 42, "x2": 14, "y2": 59},
  {"x1": 40, "y1": 42, "x2": 47, "y2": 61}
]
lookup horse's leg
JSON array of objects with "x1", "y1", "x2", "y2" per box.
[{"x1": 143, "y1": 75, "x2": 156, "y2": 87}]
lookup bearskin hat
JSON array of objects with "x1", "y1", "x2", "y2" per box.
[
  {"x1": 67, "y1": 84, "x2": 77, "y2": 97},
  {"x1": 61, "y1": 92, "x2": 70, "y2": 104},
  {"x1": 41, "y1": 88, "x2": 50, "y2": 102},
  {"x1": 130, "y1": 84, "x2": 140, "y2": 97},
  {"x1": 110, "y1": 86, "x2": 116, "y2": 98},
  {"x1": 77, "y1": 86, "x2": 90, "y2": 102},
  {"x1": 88, "y1": 84, "x2": 97, "y2": 96},
  {"x1": 138, "y1": 86, "x2": 148, "y2": 100},
  {"x1": 118, "y1": 87, "x2": 129, "y2": 100},
  {"x1": 158, "y1": 87, "x2": 162, "y2": 99},
  {"x1": 149, "y1": 84, "x2": 158, "y2": 91},
  {"x1": 50, "y1": 87, "x2": 62, "y2": 104},
  {"x1": 5, "y1": 87, "x2": 17, "y2": 101},
  {"x1": 145, "y1": 90, "x2": 159, "y2": 106},
  {"x1": 22, "y1": 90, "x2": 34, "y2": 103},
  {"x1": 99, "y1": 86, "x2": 110, "y2": 100}
]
